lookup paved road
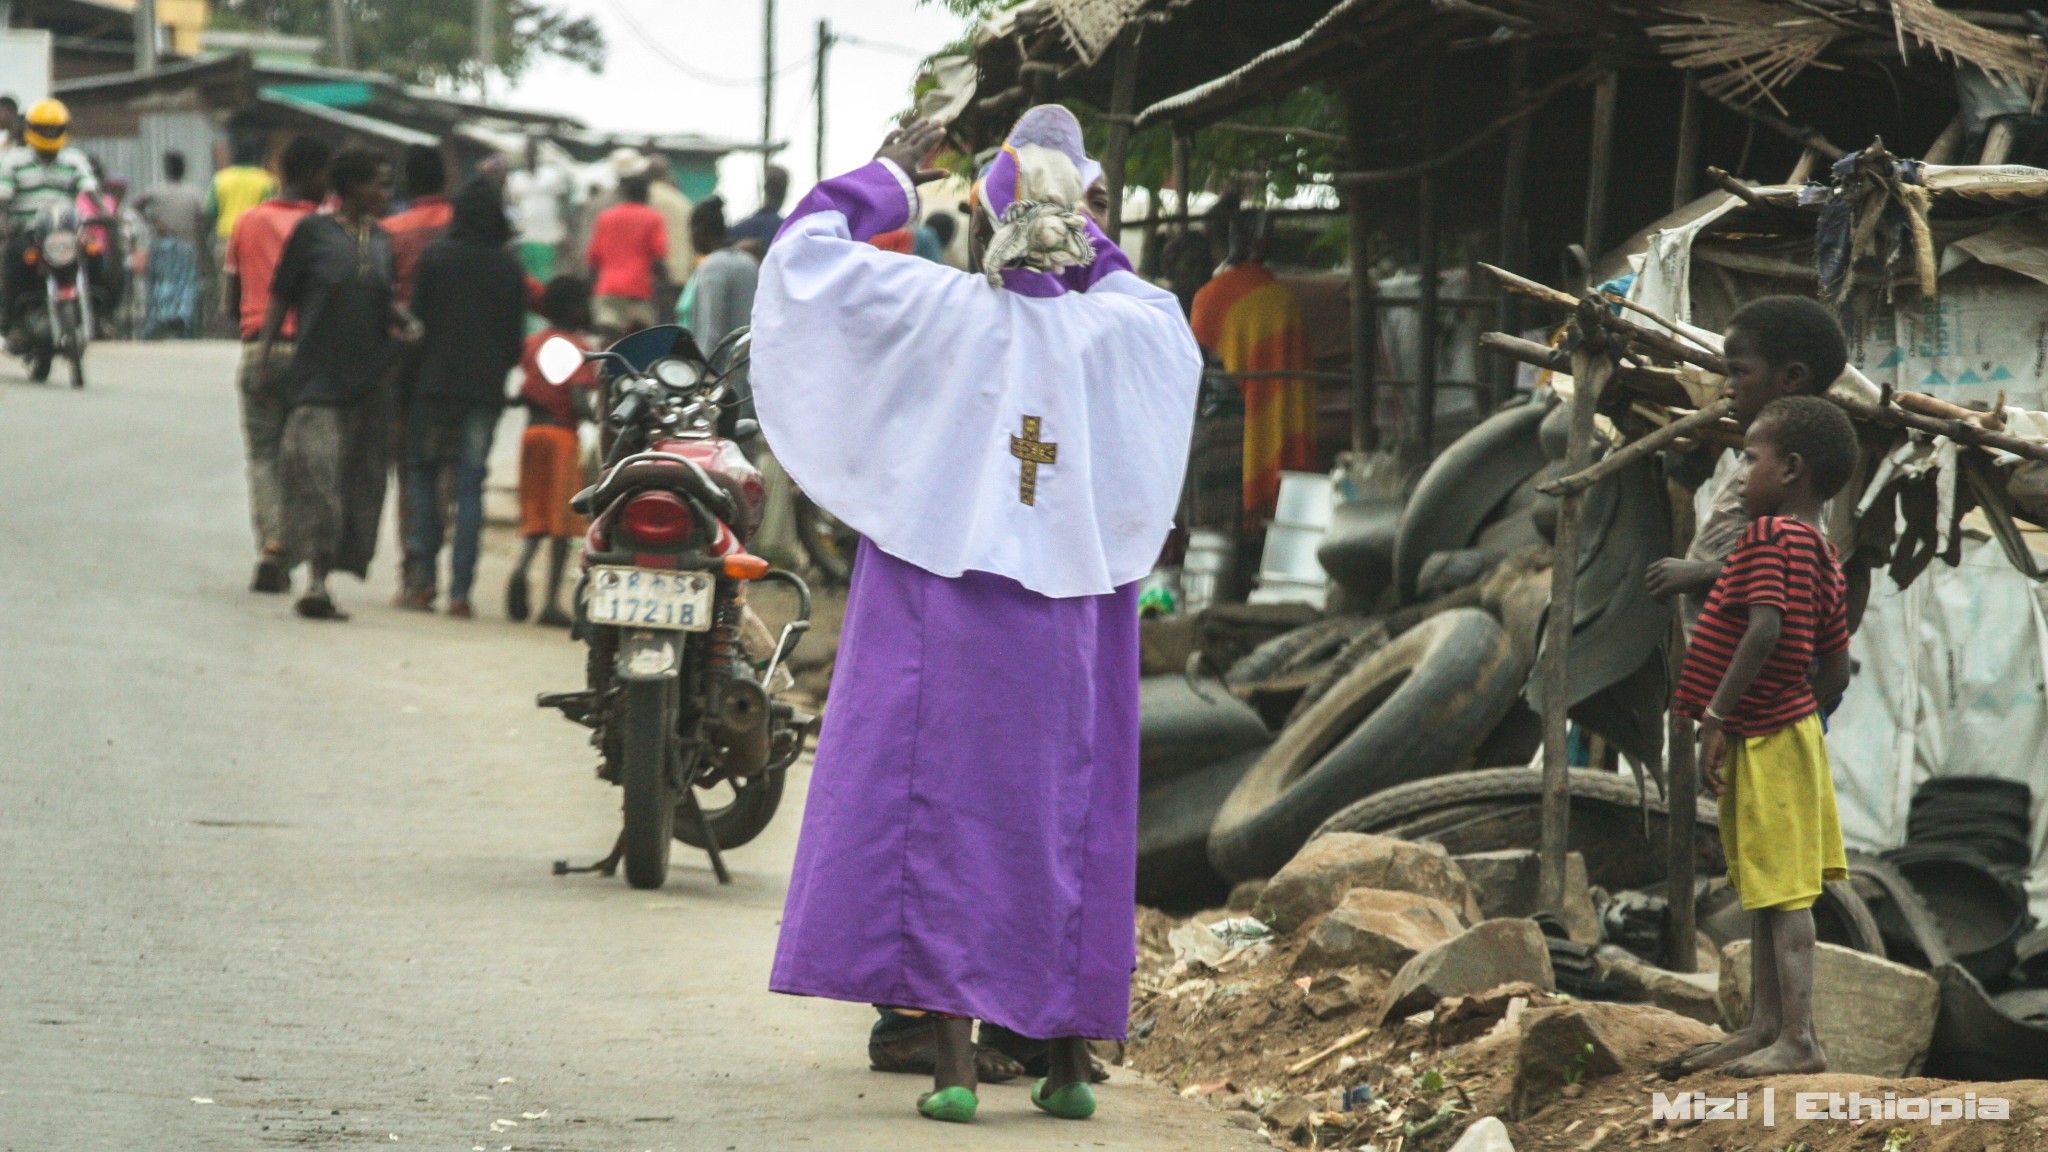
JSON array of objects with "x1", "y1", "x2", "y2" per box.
[{"x1": 0, "y1": 342, "x2": 1258, "y2": 1151}]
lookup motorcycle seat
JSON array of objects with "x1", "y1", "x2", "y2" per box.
[{"x1": 577, "y1": 456, "x2": 739, "y2": 525}]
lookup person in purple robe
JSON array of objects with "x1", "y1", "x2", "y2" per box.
[{"x1": 753, "y1": 110, "x2": 1201, "y2": 1125}]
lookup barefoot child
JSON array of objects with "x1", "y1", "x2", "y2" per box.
[
  {"x1": 507, "y1": 275, "x2": 598, "y2": 626},
  {"x1": 1672, "y1": 395, "x2": 1860, "y2": 1077}
]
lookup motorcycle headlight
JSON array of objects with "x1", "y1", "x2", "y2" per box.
[{"x1": 42, "y1": 231, "x2": 78, "y2": 267}]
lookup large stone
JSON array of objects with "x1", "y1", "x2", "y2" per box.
[
  {"x1": 1718, "y1": 939, "x2": 1938, "y2": 1077},
  {"x1": 1509, "y1": 1002, "x2": 1720, "y2": 1118},
  {"x1": 1295, "y1": 887, "x2": 1467, "y2": 974},
  {"x1": 1595, "y1": 945, "x2": 1722, "y2": 1025},
  {"x1": 1452, "y1": 849, "x2": 1600, "y2": 945},
  {"x1": 1257, "y1": 833, "x2": 1482, "y2": 933},
  {"x1": 1379, "y1": 919, "x2": 1555, "y2": 1022}
]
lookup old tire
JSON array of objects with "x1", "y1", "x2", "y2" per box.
[
  {"x1": 673, "y1": 767, "x2": 785, "y2": 851},
  {"x1": 1392, "y1": 401, "x2": 1550, "y2": 604},
  {"x1": 1139, "y1": 675, "x2": 1273, "y2": 784},
  {"x1": 1207, "y1": 608, "x2": 1525, "y2": 882},
  {"x1": 620, "y1": 679, "x2": 676, "y2": 889},
  {"x1": 1138, "y1": 745, "x2": 1266, "y2": 912}
]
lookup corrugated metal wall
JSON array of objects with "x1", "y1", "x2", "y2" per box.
[{"x1": 75, "y1": 111, "x2": 222, "y2": 191}]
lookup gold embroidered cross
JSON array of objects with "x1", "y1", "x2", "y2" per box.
[{"x1": 1009, "y1": 415, "x2": 1058, "y2": 506}]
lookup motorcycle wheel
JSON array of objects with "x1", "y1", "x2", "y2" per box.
[
  {"x1": 673, "y1": 768, "x2": 786, "y2": 851},
  {"x1": 29, "y1": 349, "x2": 51, "y2": 383},
  {"x1": 67, "y1": 352, "x2": 84, "y2": 390},
  {"x1": 619, "y1": 678, "x2": 677, "y2": 889},
  {"x1": 794, "y1": 494, "x2": 859, "y2": 585}
]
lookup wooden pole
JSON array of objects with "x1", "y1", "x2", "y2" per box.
[
  {"x1": 761, "y1": 0, "x2": 777, "y2": 166},
  {"x1": 1102, "y1": 27, "x2": 1143, "y2": 238},
  {"x1": 1537, "y1": 399, "x2": 1734, "y2": 495},
  {"x1": 1417, "y1": 63, "x2": 1441, "y2": 454},
  {"x1": 1172, "y1": 131, "x2": 1193, "y2": 237},
  {"x1": 1344, "y1": 84, "x2": 1380, "y2": 453},
  {"x1": 1583, "y1": 67, "x2": 1619, "y2": 274},
  {"x1": 327, "y1": 0, "x2": 353, "y2": 70},
  {"x1": 475, "y1": 0, "x2": 495, "y2": 100},
  {"x1": 1495, "y1": 46, "x2": 1531, "y2": 412},
  {"x1": 1672, "y1": 73, "x2": 1702, "y2": 209},
  {"x1": 134, "y1": 0, "x2": 159, "y2": 71},
  {"x1": 812, "y1": 20, "x2": 832, "y2": 187},
  {"x1": 1539, "y1": 300, "x2": 1611, "y2": 913},
  {"x1": 1665, "y1": 481, "x2": 1700, "y2": 972}
]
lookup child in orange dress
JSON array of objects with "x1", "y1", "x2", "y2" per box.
[{"x1": 508, "y1": 275, "x2": 598, "y2": 626}]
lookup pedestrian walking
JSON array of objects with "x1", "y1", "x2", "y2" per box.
[
  {"x1": 645, "y1": 153, "x2": 696, "y2": 320},
  {"x1": 507, "y1": 134, "x2": 571, "y2": 283},
  {"x1": 756, "y1": 111, "x2": 1200, "y2": 1125},
  {"x1": 1668, "y1": 395, "x2": 1858, "y2": 1078},
  {"x1": 260, "y1": 148, "x2": 411, "y2": 621},
  {"x1": 584, "y1": 167, "x2": 666, "y2": 340},
  {"x1": 397, "y1": 177, "x2": 527, "y2": 618},
  {"x1": 225, "y1": 134, "x2": 330, "y2": 594},
  {"x1": 675, "y1": 196, "x2": 754, "y2": 350},
  {"x1": 728, "y1": 163, "x2": 789, "y2": 251},
  {"x1": 508, "y1": 275, "x2": 598, "y2": 627},
  {"x1": 383, "y1": 145, "x2": 453, "y2": 311},
  {"x1": 137, "y1": 150, "x2": 208, "y2": 338}
]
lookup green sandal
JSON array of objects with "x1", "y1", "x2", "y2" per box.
[
  {"x1": 1031, "y1": 1079, "x2": 1096, "y2": 1120},
  {"x1": 917, "y1": 1086, "x2": 978, "y2": 1123}
]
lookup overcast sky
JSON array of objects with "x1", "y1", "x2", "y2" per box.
[{"x1": 499, "y1": 0, "x2": 966, "y2": 215}]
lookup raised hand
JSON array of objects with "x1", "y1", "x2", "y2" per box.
[{"x1": 875, "y1": 120, "x2": 951, "y2": 186}]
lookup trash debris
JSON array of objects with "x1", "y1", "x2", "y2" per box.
[{"x1": 189, "y1": 1097, "x2": 214, "y2": 1104}]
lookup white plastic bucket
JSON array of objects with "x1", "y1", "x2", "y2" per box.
[
  {"x1": 1272, "y1": 471, "x2": 1335, "y2": 530},
  {"x1": 1258, "y1": 522, "x2": 1328, "y2": 586}
]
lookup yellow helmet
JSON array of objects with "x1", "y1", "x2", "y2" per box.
[{"x1": 24, "y1": 99, "x2": 70, "y2": 153}]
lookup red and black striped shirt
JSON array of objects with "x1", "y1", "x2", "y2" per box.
[{"x1": 1675, "y1": 516, "x2": 1848, "y2": 737}]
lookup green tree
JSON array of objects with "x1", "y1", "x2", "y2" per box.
[{"x1": 212, "y1": 0, "x2": 605, "y2": 87}]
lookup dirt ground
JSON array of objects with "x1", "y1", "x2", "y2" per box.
[{"x1": 1124, "y1": 905, "x2": 2048, "y2": 1152}]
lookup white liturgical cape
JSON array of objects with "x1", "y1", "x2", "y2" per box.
[{"x1": 750, "y1": 166, "x2": 1203, "y2": 600}]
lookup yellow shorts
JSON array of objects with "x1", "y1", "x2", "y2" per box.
[{"x1": 1719, "y1": 713, "x2": 1849, "y2": 911}]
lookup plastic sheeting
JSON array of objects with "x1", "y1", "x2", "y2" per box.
[{"x1": 1826, "y1": 534, "x2": 2048, "y2": 919}]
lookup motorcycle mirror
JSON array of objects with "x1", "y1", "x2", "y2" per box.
[
  {"x1": 709, "y1": 326, "x2": 752, "y2": 370},
  {"x1": 536, "y1": 335, "x2": 587, "y2": 386},
  {"x1": 733, "y1": 417, "x2": 761, "y2": 440}
]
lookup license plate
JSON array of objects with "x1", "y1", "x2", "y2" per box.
[{"x1": 586, "y1": 567, "x2": 715, "y2": 631}]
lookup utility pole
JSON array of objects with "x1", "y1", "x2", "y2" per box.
[
  {"x1": 476, "y1": 0, "x2": 495, "y2": 102},
  {"x1": 761, "y1": 0, "x2": 777, "y2": 197},
  {"x1": 812, "y1": 19, "x2": 833, "y2": 187},
  {"x1": 328, "y1": 0, "x2": 354, "y2": 69},
  {"x1": 133, "y1": 0, "x2": 158, "y2": 71}
]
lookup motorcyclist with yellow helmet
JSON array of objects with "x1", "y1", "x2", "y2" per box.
[{"x1": 1, "y1": 99, "x2": 100, "y2": 326}]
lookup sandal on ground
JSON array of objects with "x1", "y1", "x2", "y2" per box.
[
  {"x1": 295, "y1": 592, "x2": 348, "y2": 621},
  {"x1": 1030, "y1": 1079, "x2": 1096, "y2": 1120},
  {"x1": 870, "y1": 1037, "x2": 1023, "y2": 1084},
  {"x1": 981, "y1": 1027, "x2": 1110, "y2": 1083},
  {"x1": 916, "y1": 1087, "x2": 977, "y2": 1123},
  {"x1": 393, "y1": 586, "x2": 435, "y2": 612},
  {"x1": 251, "y1": 556, "x2": 290, "y2": 594}
]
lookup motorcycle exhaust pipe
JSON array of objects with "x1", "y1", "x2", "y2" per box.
[{"x1": 715, "y1": 676, "x2": 772, "y2": 776}]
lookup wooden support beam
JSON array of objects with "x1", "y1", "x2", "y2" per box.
[
  {"x1": 1102, "y1": 27, "x2": 1142, "y2": 238},
  {"x1": 1344, "y1": 84, "x2": 1380, "y2": 453},
  {"x1": 1673, "y1": 73, "x2": 1703, "y2": 210},
  {"x1": 1417, "y1": 62, "x2": 1442, "y2": 453},
  {"x1": 1495, "y1": 45, "x2": 1531, "y2": 413},
  {"x1": 1664, "y1": 513, "x2": 1699, "y2": 973},
  {"x1": 1538, "y1": 400, "x2": 1734, "y2": 495},
  {"x1": 1171, "y1": 131, "x2": 1193, "y2": 237},
  {"x1": 1539, "y1": 301, "x2": 1611, "y2": 914},
  {"x1": 1584, "y1": 68, "x2": 1619, "y2": 266}
]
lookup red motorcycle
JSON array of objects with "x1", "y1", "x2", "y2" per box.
[{"x1": 536, "y1": 324, "x2": 814, "y2": 889}]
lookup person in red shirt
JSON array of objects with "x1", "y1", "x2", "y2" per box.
[
  {"x1": 381, "y1": 145, "x2": 452, "y2": 310},
  {"x1": 584, "y1": 173, "x2": 667, "y2": 339},
  {"x1": 380, "y1": 144, "x2": 454, "y2": 599},
  {"x1": 1669, "y1": 395, "x2": 1858, "y2": 1080},
  {"x1": 508, "y1": 275, "x2": 599, "y2": 626},
  {"x1": 223, "y1": 134, "x2": 331, "y2": 595}
]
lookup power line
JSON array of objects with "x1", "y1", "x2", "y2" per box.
[
  {"x1": 604, "y1": 0, "x2": 757, "y2": 88},
  {"x1": 832, "y1": 33, "x2": 934, "y2": 59}
]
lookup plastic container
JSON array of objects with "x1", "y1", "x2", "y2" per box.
[
  {"x1": 1258, "y1": 522, "x2": 1328, "y2": 585},
  {"x1": 1182, "y1": 530, "x2": 1232, "y2": 615},
  {"x1": 1272, "y1": 471, "x2": 1335, "y2": 529}
]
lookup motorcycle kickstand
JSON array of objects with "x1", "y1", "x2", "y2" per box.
[
  {"x1": 552, "y1": 830, "x2": 626, "y2": 877},
  {"x1": 680, "y1": 788, "x2": 732, "y2": 885}
]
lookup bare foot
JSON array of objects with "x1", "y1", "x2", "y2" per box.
[
  {"x1": 1657, "y1": 1025, "x2": 1776, "y2": 1080},
  {"x1": 1722, "y1": 1036, "x2": 1827, "y2": 1078}
]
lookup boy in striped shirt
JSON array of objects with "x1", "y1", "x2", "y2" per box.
[{"x1": 1671, "y1": 395, "x2": 1860, "y2": 1078}]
